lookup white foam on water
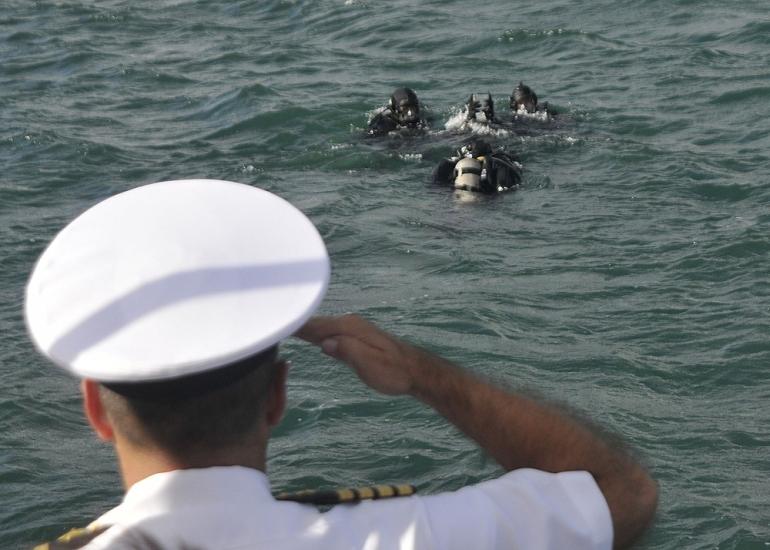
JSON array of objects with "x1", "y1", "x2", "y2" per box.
[
  {"x1": 399, "y1": 153, "x2": 422, "y2": 161},
  {"x1": 513, "y1": 106, "x2": 551, "y2": 122},
  {"x1": 443, "y1": 110, "x2": 510, "y2": 137},
  {"x1": 366, "y1": 106, "x2": 387, "y2": 122}
]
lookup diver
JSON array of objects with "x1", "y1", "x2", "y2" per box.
[
  {"x1": 367, "y1": 87, "x2": 427, "y2": 136},
  {"x1": 510, "y1": 81, "x2": 554, "y2": 117},
  {"x1": 442, "y1": 93, "x2": 504, "y2": 135},
  {"x1": 432, "y1": 138, "x2": 522, "y2": 193},
  {"x1": 464, "y1": 92, "x2": 498, "y2": 124}
]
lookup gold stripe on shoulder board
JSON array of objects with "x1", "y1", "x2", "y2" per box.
[
  {"x1": 34, "y1": 525, "x2": 110, "y2": 550},
  {"x1": 275, "y1": 484, "x2": 416, "y2": 505}
]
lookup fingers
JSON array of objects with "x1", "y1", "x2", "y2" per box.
[
  {"x1": 293, "y1": 314, "x2": 416, "y2": 396},
  {"x1": 294, "y1": 316, "x2": 344, "y2": 344},
  {"x1": 322, "y1": 333, "x2": 412, "y2": 396},
  {"x1": 295, "y1": 315, "x2": 363, "y2": 344},
  {"x1": 295, "y1": 314, "x2": 391, "y2": 350},
  {"x1": 295, "y1": 314, "x2": 396, "y2": 366},
  {"x1": 323, "y1": 334, "x2": 377, "y2": 367}
]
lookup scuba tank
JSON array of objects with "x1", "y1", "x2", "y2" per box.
[{"x1": 453, "y1": 157, "x2": 484, "y2": 192}]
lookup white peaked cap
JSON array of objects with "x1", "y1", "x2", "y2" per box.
[{"x1": 25, "y1": 179, "x2": 330, "y2": 382}]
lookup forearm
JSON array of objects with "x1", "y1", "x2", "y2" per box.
[
  {"x1": 407, "y1": 345, "x2": 606, "y2": 472},
  {"x1": 405, "y1": 343, "x2": 656, "y2": 549}
]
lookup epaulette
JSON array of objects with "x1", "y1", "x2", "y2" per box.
[
  {"x1": 275, "y1": 484, "x2": 416, "y2": 505},
  {"x1": 34, "y1": 525, "x2": 109, "y2": 550}
]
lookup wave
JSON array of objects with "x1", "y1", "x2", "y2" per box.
[{"x1": 710, "y1": 85, "x2": 770, "y2": 105}]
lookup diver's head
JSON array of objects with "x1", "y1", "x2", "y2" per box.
[
  {"x1": 467, "y1": 93, "x2": 495, "y2": 122},
  {"x1": 389, "y1": 87, "x2": 421, "y2": 125},
  {"x1": 510, "y1": 82, "x2": 538, "y2": 113},
  {"x1": 458, "y1": 138, "x2": 493, "y2": 159}
]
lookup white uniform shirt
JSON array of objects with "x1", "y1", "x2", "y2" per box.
[{"x1": 84, "y1": 466, "x2": 612, "y2": 549}]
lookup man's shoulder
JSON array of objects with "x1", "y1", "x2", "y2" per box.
[
  {"x1": 37, "y1": 471, "x2": 611, "y2": 549},
  {"x1": 34, "y1": 525, "x2": 110, "y2": 550}
]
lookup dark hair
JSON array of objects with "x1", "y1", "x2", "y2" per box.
[{"x1": 98, "y1": 346, "x2": 279, "y2": 460}]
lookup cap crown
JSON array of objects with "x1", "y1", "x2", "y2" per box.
[{"x1": 26, "y1": 179, "x2": 329, "y2": 382}]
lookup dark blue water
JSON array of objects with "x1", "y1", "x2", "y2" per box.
[{"x1": 2, "y1": 1, "x2": 769, "y2": 548}]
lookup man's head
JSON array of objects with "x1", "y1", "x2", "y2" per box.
[
  {"x1": 25, "y1": 179, "x2": 329, "y2": 478},
  {"x1": 85, "y1": 346, "x2": 285, "y2": 464},
  {"x1": 510, "y1": 82, "x2": 538, "y2": 113},
  {"x1": 388, "y1": 87, "x2": 421, "y2": 125}
]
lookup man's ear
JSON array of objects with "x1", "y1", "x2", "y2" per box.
[
  {"x1": 82, "y1": 379, "x2": 115, "y2": 441},
  {"x1": 265, "y1": 361, "x2": 289, "y2": 428}
]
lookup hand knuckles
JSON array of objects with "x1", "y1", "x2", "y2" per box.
[{"x1": 340, "y1": 313, "x2": 364, "y2": 329}]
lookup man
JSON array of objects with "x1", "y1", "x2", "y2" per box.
[
  {"x1": 433, "y1": 138, "x2": 522, "y2": 193},
  {"x1": 367, "y1": 87, "x2": 426, "y2": 136},
  {"x1": 27, "y1": 179, "x2": 656, "y2": 549},
  {"x1": 510, "y1": 81, "x2": 554, "y2": 117}
]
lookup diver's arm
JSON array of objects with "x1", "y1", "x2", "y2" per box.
[
  {"x1": 367, "y1": 110, "x2": 398, "y2": 136},
  {"x1": 465, "y1": 94, "x2": 479, "y2": 121},
  {"x1": 432, "y1": 158, "x2": 455, "y2": 186},
  {"x1": 486, "y1": 154, "x2": 522, "y2": 191},
  {"x1": 297, "y1": 314, "x2": 657, "y2": 549}
]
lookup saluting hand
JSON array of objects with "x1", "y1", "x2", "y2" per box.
[{"x1": 295, "y1": 314, "x2": 423, "y2": 396}]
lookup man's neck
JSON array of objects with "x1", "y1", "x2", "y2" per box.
[{"x1": 114, "y1": 437, "x2": 268, "y2": 490}]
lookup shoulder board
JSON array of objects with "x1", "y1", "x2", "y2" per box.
[
  {"x1": 34, "y1": 525, "x2": 109, "y2": 550},
  {"x1": 274, "y1": 484, "x2": 416, "y2": 505}
]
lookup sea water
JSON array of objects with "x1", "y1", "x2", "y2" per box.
[{"x1": 1, "y1": 0, "x2": 769, "y2": 547}]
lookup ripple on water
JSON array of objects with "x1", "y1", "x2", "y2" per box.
[{"x1": 3, "y1": 0, "x2": 770, "y2": 548}]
